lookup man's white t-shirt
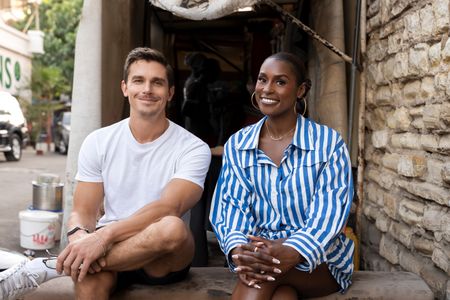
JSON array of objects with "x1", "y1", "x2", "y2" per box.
[{"x1": 75, "y1": 118, "x2": 211, "y2": 227}]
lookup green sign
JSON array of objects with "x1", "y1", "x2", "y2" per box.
[{"x1": 0, "y1": 54, "x2": 22, "y2": 90}]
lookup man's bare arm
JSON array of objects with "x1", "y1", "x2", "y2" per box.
[
  {"x1": 98, "y1": 178, "x2": 203, "y2": 245},
  {"x1": 67, "y1": 182, "x2": 104, "y2": 238}
]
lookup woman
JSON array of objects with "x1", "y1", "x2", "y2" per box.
[{"x1": 210, "y1": 52, "x2": 354, "y2": 299}]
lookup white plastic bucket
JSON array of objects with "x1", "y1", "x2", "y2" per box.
[{"x1": 19, "y1": 210, "x2": 58, "y2": 250}]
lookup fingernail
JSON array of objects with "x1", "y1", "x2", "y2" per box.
[
  {"x1": 274, "y1": 268, "x2": 282, "y2": 274},
  {"x1": 232, "y1": 254, "x2": 239, "y2": 259},
  {"x1": 248, "y1": 280, "x2": 255, "y2": 286},
  {"x1": 254, "y1": 284, "x2": 261, "y2": 289},
  {"x1": 267, "y1": 276, "x2": 275, "y2": 281},
  {"x1": 272, "y1": 258, "x2": 280, "y2": 264},
  {"x1": 234, "y1": 267, "x2": 242, "y2": 272}
]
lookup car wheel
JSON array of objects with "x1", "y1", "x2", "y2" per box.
[
  {"x1": 58, "y1": 140, "x2": 67, "y2": 154},
  {"x1": 4, "y1": 134, "x2": 22, "y2": 161}
]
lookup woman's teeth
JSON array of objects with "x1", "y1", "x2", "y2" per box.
[{"x1": 260, "y1": 98, "x2": 278, "y2": 104}]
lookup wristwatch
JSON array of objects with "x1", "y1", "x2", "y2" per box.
[{"x1": 67, "y1": 226, "x2": 90, "y2": 237}]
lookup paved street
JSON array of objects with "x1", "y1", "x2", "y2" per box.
[{"x1": 0, "y1": 147, "x2": 66, "y2": 255}]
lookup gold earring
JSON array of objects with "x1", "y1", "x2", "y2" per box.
[
  {"x1": 295, "y1": 97, "x2": 307, "y2": 116},
  {"x1": 251, "y1": 92, "x2": 260, "y2": 111}
]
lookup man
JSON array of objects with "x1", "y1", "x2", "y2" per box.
[{"x1": 0, "y1": 47, "x2": 211, "y2": 300}]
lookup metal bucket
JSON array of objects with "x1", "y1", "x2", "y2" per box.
[{"x1": 32, "y1": 181, "x2": 64, "y2": 211}]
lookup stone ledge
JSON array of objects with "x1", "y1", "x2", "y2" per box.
[{"x1": 25, "y1": 268, "x2": 434, "y2": 300}]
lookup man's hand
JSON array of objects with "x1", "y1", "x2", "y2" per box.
[{"x1": 57, "y1": 232, "x2": 108, "y2": 282}]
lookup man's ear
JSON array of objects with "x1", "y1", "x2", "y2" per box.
[
  {"x1": 121, "y1": 80, "x2": 128, "y2": 97},
  {"x1": 168, "y1": 86, "x2": 175, "y2": 101}
]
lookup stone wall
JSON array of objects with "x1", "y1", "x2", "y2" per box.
[{"x1": 362, "y1": 0, "x2": 450, "y2": 299}]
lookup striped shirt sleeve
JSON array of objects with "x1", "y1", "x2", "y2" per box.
[
  {"x1": 282, "y1": 136, "x2": 353, "y2": 272},
  {"x1": 209, "y1": 140, "x2": 255, "y2": 269}
]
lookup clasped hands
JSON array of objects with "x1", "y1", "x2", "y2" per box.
[
  {"x1": 56, "y1": 231, "x2": 108, "y2": 283},
  {"x1": 231, "y1": 235, "x2": 301, "y2": 289}
]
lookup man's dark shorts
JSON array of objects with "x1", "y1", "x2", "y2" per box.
[{"x1": 116, "y1": 265, "x2": 190, "y2": 290}]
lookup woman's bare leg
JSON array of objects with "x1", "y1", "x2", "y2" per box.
[{"x1": 231, "y1": 263, "x2": 340, "y2": 299}]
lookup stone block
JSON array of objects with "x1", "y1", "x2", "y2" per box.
[
  {"x1": 428, "y1": 43, "x2": 441, "y2": 67},
  {"x1": 438, "y1": 134, "x2": 450, "y2": 154},
  {"x1": 389, "y1": 221, "x2": 413, "y2": 247},
  {"x1": 367, "y1": 14, "x2": 381, "y2": 33},
  {"x1": 399, "y1": 198, "x2": 425, "y2": 226},
  {"x1": 419, "y1": 5, "x2": 434, "y2": 38},
  {"x1": 376, "y1": 212, "x2": 391, "y2": 232},
  {"x1": 368, "y1": 39, "x2": 389, "y2": 62},
  {"x1": 403, "y1": 80, "x2": 421, "y2": 100},
  {"x1": 383, "y1": 57, "x2": 395, "y2": 81},
  {"x1": 443, "y1": 38, "x2": 450, "y2": 62},
  {"x1": 423, "y1": 104, "x2": 444, "y2": 130},
  {"x1": 384, "y1": 192, "x2": 400, "y2": 219},
  {"x1": 396, "y1": 180, "x2": 450, "y2": 206},
  {"x1": 391, "y1": 132, "x2": 421, "y2": 150},
  {"x1": 426, "y1": 159, "x2": 444, "y2": 185},
  {"x1": 366, "y1": 182, "x2": 384, "y2": 206},
  {"x1": 380, "y1": 234, "x2": 400, "y2": 264},
  {"x1": 361, "y1": 245, "x2": 394, "y2": 271},
  {"x1": 432, "y1": 244, "x2": 449, "y2": 274},
  {"x1": 380, "y1": 0, "x2": 392, "y2": 23},
  {"x1": 404, "y1": 11, "x2": 420, "y2": 40},
  {"x1": 388, "y1": 32, "x2": 403, "y2": 54},
  {"x1": 411, "y1": 118, "x2": 424, "y2": 130},
  {"x1": 367, "y1": 167, "x2": 395, "y2": 190},
  {"x1": 412, "y1": 235, "x2": 435, "y2": 256},
  {"x1": 367, "y1": 63, "x2": 384, "y2": 85},
  {"x1": 421, "y1": 134, "x2": 439, "y2": 152},
  {"x1": 420, "y1": 263, "x2": 449, "y2": 299},
  {"x1": 372, "y1": 130, "x2": 390, "y2": 148},
  {"x1": 382, "y1": 153, "x2": 400, "y2": 171},
  {"x1": 366, "y1": 108, "x2": 389, "y2": 130},
  {"x1": 394, "y1": 52, "x2": 409, "y2": 78},
  {"x1": 442, "y1": 163, "x2": 450, "y2": 183},
  {"x1": 421, "y1": 77, "x2": 435, "y2": 100},
  {"x1": 409, "y1": 43, "x2": 430, "y2": 76},
  {"x1": 434, "y1": 73, "x2": 448, "y2": 92},
  {"x1": 423, "y1": 204, "x2": 449, "y2": 231},
  {"x1": 447, "y1": 280, "x2": 450, "y2": 300},
  {"x1": 390, "y1": 107, "x2": 412, "y2": 132},
  {"x1": 368, "y1": 0, "x2": 380, "y2": 17},
  {"x1": 368, "y1": 222, "x2": 383, "y2": 248},
  {"x1": 397, "y1": 155, "x2": 427, "y2": 178},
  {"x1": 441, "y1": 103, "x2": 450, "y2": 125},
  {"x1": 433, "y1": 0, "x2": 450, "y2": 33},
  {"x1": 399, "y1": 248, "x2": 429, "y2": 274},
  {"x1": 375, "y1": 86, "x2": 392, "y2": 105},
  {"x1": 364, "y1": 203, "x2": 381, "y2": 222}
]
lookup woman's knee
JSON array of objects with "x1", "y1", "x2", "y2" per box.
[{"x1": 272, "y1": 285, "x2": 298, "y2": 300}]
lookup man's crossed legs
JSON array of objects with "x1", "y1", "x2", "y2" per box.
[{"x1": 0, "y1": 216, "x2": 194, "y2": 300}]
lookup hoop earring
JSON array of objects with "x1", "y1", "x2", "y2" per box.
[
  {"x1": 295, "y1": 97, "x2": 307, "y2": 116},
  {"x1": 251, "y1": 92, "x2": 260, "y2": 111}
]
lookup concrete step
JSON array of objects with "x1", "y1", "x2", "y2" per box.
[{"x1": 24, "y1": 268, "x2": 434, "y2": 300}]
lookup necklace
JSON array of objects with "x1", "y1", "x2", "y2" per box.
[{"x1": 265, "y1": 122, "x2": 296, "y2": 141}]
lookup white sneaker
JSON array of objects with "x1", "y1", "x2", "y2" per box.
[{"x1": 0, "y1": 259, "x2": 48, "y2": 300}]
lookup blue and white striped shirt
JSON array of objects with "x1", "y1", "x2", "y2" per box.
[{"x1": 209, "y1": 115, "x2": 354, "y2": 291}]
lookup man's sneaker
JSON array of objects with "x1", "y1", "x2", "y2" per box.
[{"x1": 0, "y1": 259, "x2": 48, "y2": 300}]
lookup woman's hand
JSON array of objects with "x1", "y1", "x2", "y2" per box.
[
  {"x1": 247, "y1": 235, "x2": 302, "y2": 277},
  {"x1": 231, "y1": 243, "x2": 278, "y2": 289},
  {"x1": 230, "y1": 235, "x2": 302, "y2": 288}
]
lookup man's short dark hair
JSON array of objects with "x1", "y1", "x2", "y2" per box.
[{"x1": 123, "y1": 47, "x2": 174, "y2": 87}]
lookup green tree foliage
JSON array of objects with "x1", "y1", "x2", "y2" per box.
[
  {"x1": 37, "y1": 0, "x2": 83, "y2": 96},
  {"x1": 8, "y1": 0, "x2": 82, "y2": 144}
]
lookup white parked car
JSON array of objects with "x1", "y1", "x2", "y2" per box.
[{"x1": 0, "y1": 92, "x2": 29, "y2": 161}]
